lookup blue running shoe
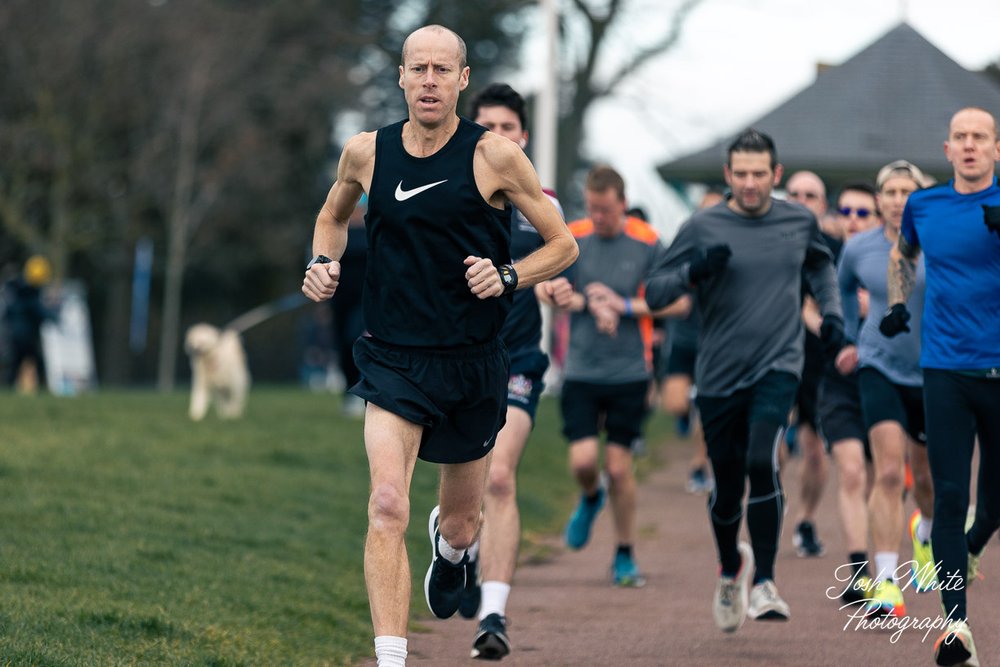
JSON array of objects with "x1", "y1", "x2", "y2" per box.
[
  {"x1": 611, "y1": 551, "x2": 646, "y2": 587},
  {"x1": 564, "y1": 487, "x2": 605, "y2": 550},
  {"x1": 676, "y1": 413, "x2": 691, "y2": 437},
  {"x1": 686, "y1": 467, "x2": 714, "y2": 494}
]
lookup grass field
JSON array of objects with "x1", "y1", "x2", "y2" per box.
[{"x1": 0, "y1": 387, "x2": 673, "y2": 666}]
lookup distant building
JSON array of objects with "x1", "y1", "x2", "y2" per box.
[{"x1": 656, "y1": 23, "x2": 1000, "y2": 187}]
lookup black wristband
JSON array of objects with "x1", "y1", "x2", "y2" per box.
[
  {"x1": 498, "y1": 263, "x2": 518, "y2": 295},
  {"x1": 306, "y1": 254, "x2": 333, "y2": 269}
]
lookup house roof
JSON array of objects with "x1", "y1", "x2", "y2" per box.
[{"x1": 656, "y1": 23, "x2": 1000, "y2": 186}]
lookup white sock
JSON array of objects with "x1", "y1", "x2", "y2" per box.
[
  {"x1": 874, "y1": 552, "x2": 899, "y2": 583},
  {"x1": 479, "y1": 581, "x2": 511, "y2": 620},
  {"x1": 467, "y1": 540, "x2": 480, "y2": 562},
  {"x1": 437, "y1": 535, "x2": 466, "y2": 564},
  {"x1": 917, "y1": 517, "x2": 932, "y2": 544},
  {"x1": 374, "y1": 635, "x2": 407, "y2": 667}
]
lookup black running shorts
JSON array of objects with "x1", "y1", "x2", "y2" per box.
[
  {"x1": 794, "y1": 333, "x2": 824, "y2": 429},
  {"x1": 560, "y1": 379, "x2": 649, "y2": 449},
  {"x1": 857, "y1": 367, "x2": 926, "y2": 445},
  {"x1": 350, "y1": 335, "x2": 509, "y2": 464},
  {"x1": 666, "y1": 341, "x2": 697, "y2": 378},
  {"x1": 818, "y1": 368, "x2": 869, "y2": 454},
  {"x1": 506, "y1": 347, "x2": 549, "y2": 422}
]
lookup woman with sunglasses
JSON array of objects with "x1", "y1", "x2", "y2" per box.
[{"x1": 833, "y1": 163, "x2": 935, "y2": 621}]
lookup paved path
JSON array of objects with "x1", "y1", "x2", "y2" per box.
[{"x1": 360, "y1": 439, "x2": 998, "y2": 666}]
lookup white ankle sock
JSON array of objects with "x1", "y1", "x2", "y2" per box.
[
  {"x1": 917, "y1": 517, "x2": 932, "y2": 543},
  {"x1": 874, "y1": 552, "x2": 899, "y2": 582},
  {"x1": 467, "y1": 540, "x2": 480, "y2": 562},
  {"x1": 374, "y1": 635, "x2": 407, "y2": 667},
  {"x1": 437, "y1": 535, "x2": 466, "y2": 564},
  {"x1": 479, "y1": 581, "x2": 511, "y2": 620}
]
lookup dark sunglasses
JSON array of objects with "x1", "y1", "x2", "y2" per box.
[
  {"x1": 789, "y1": 191, "x2": 820, "y2": 200},
  {"x1": 838, "y1": 206, "x2": 872, "y2": 218}
]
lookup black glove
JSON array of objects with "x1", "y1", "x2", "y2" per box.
[
  {"x1": 688, "y1": 244, "x2": 732, "y2": 284},
  {"x1": 984, "y1": 205, "x2": 1000, "y2": 238},
  {"x1": 879, "y1": 303, "x2": 911, "y2": 338},
  {"x1": 819, "y1": 314, "x2": 845, "y2": 359}
]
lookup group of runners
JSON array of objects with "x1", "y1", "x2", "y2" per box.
[{"x1": 301, "y1": 23, "x2": 1000, "y2": 667}]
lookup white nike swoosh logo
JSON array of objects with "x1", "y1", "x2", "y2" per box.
[{"x1": 395, "y1": 179, "x2": 448, "y2": 201}]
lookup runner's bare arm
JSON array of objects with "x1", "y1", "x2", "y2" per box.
[
  {"x1": 302, "y1": 132, "x2": 374, "y2": 302},
  {"x1": 887, "y1": 234, "x2": 921, "y2": 306},
  {"x1": 476, "y1": 134, "x2": 578, "y2": 289},
  {"x1": 312, "y1": 132, "x2": 374, "y2": 259}
]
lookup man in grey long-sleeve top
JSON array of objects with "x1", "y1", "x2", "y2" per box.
[{"x1": 645, "y1": 129, "x2": 844, "y2": 633}]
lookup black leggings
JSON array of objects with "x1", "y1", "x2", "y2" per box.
[
  {"x1": 924, "y1": 369, "x2": 1000, "y2": 621},
  {"x1": 698, "y1": 372, "x2": 797, "y2": 583}
]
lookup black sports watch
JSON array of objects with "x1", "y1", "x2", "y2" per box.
[
  {"x1": 306, "y1": 255, "x2": 333, "y2": 269},
  {"x1": 497, "y1": 263, "x2": 518, "y2": 295}
]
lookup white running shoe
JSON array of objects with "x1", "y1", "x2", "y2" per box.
[
  {"x1": 713, "y1": 542, "x2": 753, "y2": 633},
  {"x1": 748, "y1": 579, "x2": 791, "y2": 621}
]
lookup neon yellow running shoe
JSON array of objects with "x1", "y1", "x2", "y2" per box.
[
  {"x1": 865, "y1": 579, "x2": 906, "y2": 618},
  {"x1": 909, "y1": 510, "x2": 936, "y2": 593}
]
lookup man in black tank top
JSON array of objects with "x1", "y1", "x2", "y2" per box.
[{"x1": 301, "y1": 25, "x2": 577, "y2": 667}]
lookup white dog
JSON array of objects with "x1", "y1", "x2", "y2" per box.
[{"x1": 184, "y1": 323, "x2": 250, "y2": 421}]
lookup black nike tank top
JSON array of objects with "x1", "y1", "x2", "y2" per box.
[{"x1": 363, "y1": 117, "x2": 513, "y2": 347}]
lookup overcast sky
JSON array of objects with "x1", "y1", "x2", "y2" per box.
[{"x1": 512, "y1": 0, "x2": 1000, "y2": 236}]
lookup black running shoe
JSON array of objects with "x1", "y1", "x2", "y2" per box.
[
  {"x1": 793, "y1": 520, "x2": 825, "y2": 557},
  {"x1": 424, "y1": 505, "x2": 467, "y2": 619},
  {"x1": 458, "y1": 553, "x2": 481, "y2": 619},
  {"x1": 471, "y1": 613, "x2": 510, "y2": 661}
]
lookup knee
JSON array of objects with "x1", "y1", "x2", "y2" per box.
[
  {"x1": 839, "y1": 465, "x2": 865, "y2": 495},
  {"x1": 976, "y1": 504, "x2": 999, "y2": 526},
  {"x1": 912, "y1": 466, "x2": 933, "y2": 494},
  {"x1": 604, "y1": 455, "x2": 634, "y2": 488},
  {"x1": 663, "y1": 392, "x2": 688, "y2": 417},
  {"x1": 368, "y1": 483, "x2": 410, "y2": 536},
  {"x1": 709, "y1": 492, "x2": 742, "y2": 522},
  {"x1": 437, "y1": 512, "x2": 478, "y2": 551},
  {"x1": 801, "y1": 436, "x2": 825, "y2": 464},
  {"x1": 569, "y1": 452, "x2": 599, "y2": 480},
  {"x1": 486, "y1": 463, "x2": 516, "y2": 502},
  {"x1": 913, "y1": 468, "x2": 934, "y2": 490},
  {"x1": 875, "y1": 465, "x2": 904, "y2": 491}
]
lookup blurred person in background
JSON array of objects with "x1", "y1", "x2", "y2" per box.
[
  {"x1": 456, "y1": 81, "x2": 567, "y2": 661},
  {"x1": 2, "y1": 255, "x2": 55, "y2": 393},
  {"x1": 784, "y1": 170, "x2": 833, "y2": 558},
  {"x1": 644, "y1": 129, "x2": 844, "y2": 631},
  {"x1": 833, "y1": 160, "x2": 934, "y2": 618},
  {"x1": 538, "y1": 165, "x2": 670, "y2": 590}
]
